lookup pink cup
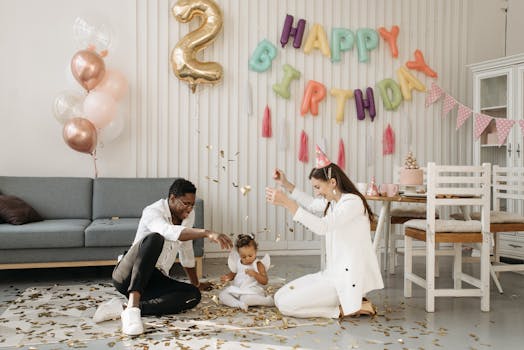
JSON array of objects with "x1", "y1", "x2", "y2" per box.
[
  {"x1": 379, "y1": 184, "x2": 388, "y2": 196},
  {"x1": 386, "y1": 184, "x2": 399, "y2": 197}
]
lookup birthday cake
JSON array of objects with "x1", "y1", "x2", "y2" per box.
[{"x1": 399, "y1": 151, "x2": 423, "y2": 186}]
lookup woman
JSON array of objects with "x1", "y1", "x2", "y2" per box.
[{"x1": 265, "y1": 146, "x2": 383, "y2": 318}]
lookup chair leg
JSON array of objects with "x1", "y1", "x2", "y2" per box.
[
  {"x1": 435, "y1": 243, "x2": 440, "y2": 278},
  {"x1": 453, "y1": 243, "x2": 462, "y2": 289},
  {"x1": 404, "y1": 235, "x2": 413, "y2": 298},
  {"x1": 480, "y1": 234, "x2": 490, "y2": 312},
  {"x1": 490, "y1": 264, "x2": 504, "y2": 294},
  {"x1": 426, "y1": 235, "x2": 435, "y2": 312}
]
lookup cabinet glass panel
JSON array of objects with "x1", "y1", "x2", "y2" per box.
[{"x1": 480, "y1": 75, "x2": 507, "y2": 109}]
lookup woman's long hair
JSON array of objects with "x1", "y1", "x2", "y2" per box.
[{"x1": 309, "y1": 163, "x2": 374, "y2": 223}]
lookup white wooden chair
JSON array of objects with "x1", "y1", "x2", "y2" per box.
[
  {"x1": 403, "y1": 163, "x2": 491, "y2": 312},
  {"x1": 386, "y1": 166, "x2": 435, "y2": 274},
  {"x1": 487, "y1": 166, "x2": 524, "y2": 292},
  {"x1": 449, "y1": 166, "x2": 524, "y2": 293}
]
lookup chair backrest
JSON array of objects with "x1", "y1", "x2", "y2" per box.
[
  {"x1": 426, "y1": 163, "x2": 491, "y2": 232},
  {"x1": 492, "y1": 166, "x2": 524, "y2": 213}
]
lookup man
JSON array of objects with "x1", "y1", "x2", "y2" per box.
[{"x1": 94, "y1": 178, "x2": 232, "y2": 335}]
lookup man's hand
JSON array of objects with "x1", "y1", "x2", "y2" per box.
[
  {"x1": 198, "y1": 281, "x2": 213, "y2": 291},
  {"x1": 208, "y1": 232, "x2": 233, "y2": 249},
  {"x1": 220, "y1": 274, "x2": 233, "y2": 282}
]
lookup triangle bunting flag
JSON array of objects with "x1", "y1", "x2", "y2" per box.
[{"x1": 474, "y1": 113, "x2": 493, "y2": 140}]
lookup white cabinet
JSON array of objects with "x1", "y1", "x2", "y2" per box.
[
  {"x1": 470, "y1": 54, "x2": 524, "y2": 168},
  {"x1": 470, "y1": 54, "x2": 524, "y2": 262}
]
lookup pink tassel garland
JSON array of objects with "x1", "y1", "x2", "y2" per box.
[
  {"x1": 337, "y1": 139, "x2": 345, "y2": 170},
  {"x1": 298, "y1": 130, "x2": 309, "y2": 162},
  {"x1": 262, "y1": 105, "x2": 272, "y2": 137},
  {"x1": 383, "y1": 124, "x2": 395, "y2": 155}
]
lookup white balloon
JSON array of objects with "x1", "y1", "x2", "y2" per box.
[
  {"x1": 98, "y1": 112, "x2": 125, "y2": 146},
  {"x1": 83, "y1": 91, "x2": 117, "y2": 129},
  {"x1": 52, "y1": 90, "x2": 85, "y2": 124},
  {"x1": 73, "y1": 16, "x2": 112, "y2": 53}
]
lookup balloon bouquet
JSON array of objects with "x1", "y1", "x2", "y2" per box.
[{"x1": 53, "y1": 17, "x2": 128, "y2": 177}]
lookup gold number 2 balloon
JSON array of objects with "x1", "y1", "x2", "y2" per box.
[{"x1": 171, "y1": 0, "x2": 224, "y2": 93}]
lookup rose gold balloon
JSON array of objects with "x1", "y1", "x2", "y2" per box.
[
  {"x1": 70, "y1": 50, "x2": 106, "y2": 91},
  {"x1": 62, "y1": 117, "x2": 97, "y2": 154}
]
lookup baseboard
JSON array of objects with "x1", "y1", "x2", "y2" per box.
[{"x1": 0, "y1": 257, "x2": 204, "y2": 279}]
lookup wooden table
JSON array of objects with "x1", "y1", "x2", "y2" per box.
[{"x1": 365, "y1": 195, "x2": 426, "y2": 272}]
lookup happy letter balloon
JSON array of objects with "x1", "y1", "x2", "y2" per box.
[{"x1": 171, "y1": 0, "x2": 224, "y2": 93}]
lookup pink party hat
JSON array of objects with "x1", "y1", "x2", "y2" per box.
[{"x1": 315, "y1": 144, "x2": 332, "y2": 169}]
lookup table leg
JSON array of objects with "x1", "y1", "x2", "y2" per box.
[
  {"x1": 372, "y1": 202, "x2": 391, "y2": 269},
  {"x1": 383, "y1": 202, "x2": 392, "y2": 272}
]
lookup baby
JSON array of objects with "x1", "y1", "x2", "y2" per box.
[{"x1": 219, "y1": 234, "x2": 274, "y2": 311}]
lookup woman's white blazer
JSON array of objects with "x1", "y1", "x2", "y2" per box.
[{"x1": 291, "y1": 189, "x2": 384, "y2": 314}]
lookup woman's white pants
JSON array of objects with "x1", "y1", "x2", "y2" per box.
[{"x1": 274, "y1": 272, "x2": 340, "y2": 319}]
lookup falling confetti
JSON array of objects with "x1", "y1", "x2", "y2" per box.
[{"x1": 240, "y1": 185, "x2": 252, "y2": 196}]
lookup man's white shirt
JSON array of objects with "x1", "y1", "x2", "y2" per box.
[{"x1": 132, "y1": 199, "x2": 196, "y2": 276}]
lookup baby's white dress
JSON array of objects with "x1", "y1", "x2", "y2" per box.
[{"x1": 219, "y1": 250, "x2": 274, "y2": 310}]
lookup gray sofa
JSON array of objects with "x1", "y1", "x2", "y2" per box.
[{"x1": 0, "y1": 176, "x2": 204, "y2": 277}]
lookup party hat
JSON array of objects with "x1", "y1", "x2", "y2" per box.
[{"x1": 315, "y1": 144, "x2": 332, "y2": 169}]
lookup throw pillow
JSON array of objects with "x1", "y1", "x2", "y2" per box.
[{"x1": 0, "y1": 195, "x2": 44, "y2": 225}]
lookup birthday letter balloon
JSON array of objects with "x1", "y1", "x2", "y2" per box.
[
  {"x1": 272, "y1": 64, "x2": 301, "y2": 99},
  {"x1": 397, "y1": 66, "x2": 426, "y2": 101},
  {"x1": 376, "y1": 79, "x2": 402, "y2": 110},
  {"x1": 171, "y1": 0, "x2": 223, "y2": 93}
]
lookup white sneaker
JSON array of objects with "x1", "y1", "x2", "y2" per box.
[
  {"x1": 121, "y1": 307, "x2": 144, "y2": 336},
  {"x1": 92, "y1": 297, "x2": 123, "y2": 323}
]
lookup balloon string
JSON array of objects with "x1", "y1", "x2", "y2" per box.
[
  {"x1": 92, "y1": 150, "x2": 99, "y2": 178},
  {"x1": 194, "y1": 93, "x2": 200, "y2": 135}
]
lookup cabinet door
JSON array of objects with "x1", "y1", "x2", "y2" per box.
[
  {"x1": 473, "y1": 68, "x2": 512, "y2": 167},
  {"x1": 515, "y1": 64, "x2": 524, "y2": 167}
]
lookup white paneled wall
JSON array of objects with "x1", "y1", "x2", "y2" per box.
[{"x1": 132, "y1": 0, "x2": 473, "y2": 255}]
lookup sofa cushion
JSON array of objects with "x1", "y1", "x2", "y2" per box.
[
  {"x1": 84, "y1": 218, "x2": 140, "y2": 247},
  {"x1": 0, "y1": 195, "x2": 43, "y2": 225},
  {"x1": 0, "y1": 219, "x2": 90, "y2": 249},
  {"x1": 84, "y1": 218, "x2": 204, "y2": 256},
  {"x1": 0, "y1": 177, "x2": 92, "y2": 219},
  {"x1": 92, "y1": 178, "x2": 178, "y2": 219}
]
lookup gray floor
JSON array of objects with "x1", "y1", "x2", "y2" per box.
[{"x1": 1, "y1": 255, "x2": 523, "y2": 349}]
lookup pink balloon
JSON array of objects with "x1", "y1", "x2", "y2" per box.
[
  {"x1": 94, "y1": 69, "x2": 128, "y2": 101},
  {"x1": 83, "y1": 91, "x2": 117, "y2": 129}
]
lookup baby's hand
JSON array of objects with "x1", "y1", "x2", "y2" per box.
[
  {"x1": 245, "y1": 269, "x2": 256, "y2": 277},
  {"x1": 220, "y1": 274, "x2": 233, "y2": 282}
]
